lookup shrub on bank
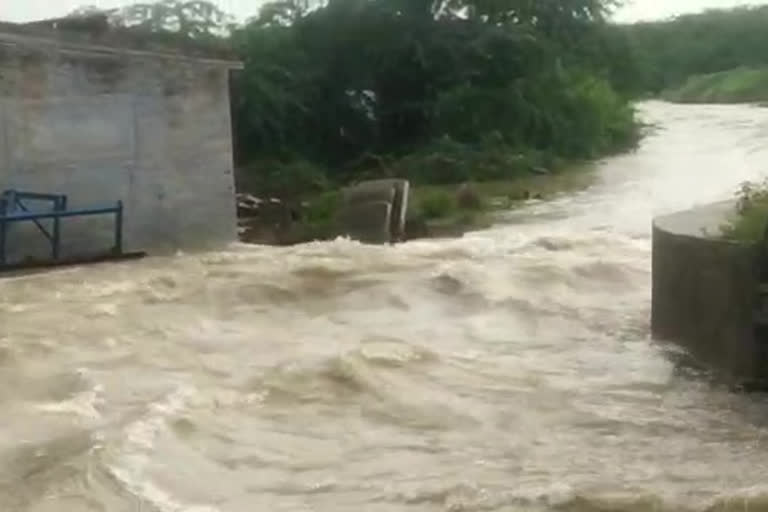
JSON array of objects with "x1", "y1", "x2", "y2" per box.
[
  {"x1": 416, "y1": 190, "x2": 456, "y2": 220},
  {"x1": 237, "y1": 159, "x2": 331, "y2": 200},
  {"x1": 721, "y1": 180, "x2": 768, "y2": 242},
  {"x1": 381, "y1": 136, "x2": 560, "y2": 185},
  {"x1": 663, "y1": 67, "x2": 768, "y2": 104}
]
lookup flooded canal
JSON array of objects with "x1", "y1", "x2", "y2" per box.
[{"x1": 3, "y1": 101, "x2": 768, "y2": 511}]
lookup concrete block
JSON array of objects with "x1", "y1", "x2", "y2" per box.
[
  {"x1": 339, "y1": 178, "x2": 410, "y2": 244},
  {"x1": 337, "y1": 201, "x2": 393, "y2": 245},
  {"x1": 342, "y1": 180, "x2": 396, "y2": 205}
]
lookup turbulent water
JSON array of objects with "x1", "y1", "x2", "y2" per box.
[{"x1": 3, "y1": 101, "x2": 768, "y2": 512}]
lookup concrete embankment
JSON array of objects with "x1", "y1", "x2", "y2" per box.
[{"x1": 651, "y1": 200, "x2": 767, "y2": 384}]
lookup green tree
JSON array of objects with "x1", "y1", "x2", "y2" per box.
[
  {"x1": 622, "y1": 5, "x2": 768, "y2": 92},
  {"x1": 74, "y1": 0, "x2": 640, "y2": 191},
  {"x1": 116, "y1": 0, "x2": 233, "y2": 38}
]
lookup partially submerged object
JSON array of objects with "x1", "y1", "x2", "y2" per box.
[
  {"x1": 0, "y1": 189, "x2": 144, "y2": 273},
  {"x1": 337, "y1": 179, "x2": 410, "y2": 244}
]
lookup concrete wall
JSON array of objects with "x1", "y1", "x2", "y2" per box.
[
  {"x1": 0, "y1": 37, "x2": 238, "y2": 262},
  {"x1": 651, "y1": 201, "x2": 766, "y2": 383},
  {"x1": 338, "y1": 179, "x2": 410, "y2": 244}
]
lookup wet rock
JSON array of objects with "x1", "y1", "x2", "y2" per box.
[
  {"x1": 236, "y1": 193, "x2": 262, "y2": 218},
  {"x1": 236, "y1": 194, "x2": 307, "y2": 246}
]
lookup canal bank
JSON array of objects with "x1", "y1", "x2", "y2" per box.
[{"x1": 651, "y1": 200, "x2": 766, "y2": 386}]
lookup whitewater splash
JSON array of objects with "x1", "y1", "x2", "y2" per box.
[{"x1": 2, "y1": 101, "x2": 768, "y2": 511}]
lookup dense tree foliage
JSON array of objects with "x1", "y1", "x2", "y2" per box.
[
  {"x1": 622, "y1": 5, "x2": 768, "y2": 93},
  {"x1": 70, "y1": 0, "x2": 234, "y2": 38},
  {"x1": 69, "y1": 0, "x2": 640, "y2": 195},
  {"x1": 230, "y1": 0, "x2": 638, "y2": 192}
]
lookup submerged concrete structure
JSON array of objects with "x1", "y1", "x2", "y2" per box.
[
  {"x1": 651, "y1": 200, "x2": 768, "y2": 385},
  {"x1": 0, "y1": 20, "x2": 242, "y2": 263},
  {"x1": 338, "y1": 179, "x2": 410, "y2": 244}
]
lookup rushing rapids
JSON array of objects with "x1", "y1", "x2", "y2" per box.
[{"x1": 2, "y1": 101, "x2": 768, "y2": 512}]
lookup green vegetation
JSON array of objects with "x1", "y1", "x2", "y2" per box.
[
  {"x1": 662, "y1": 67, "x2": 768, "y2": 104},
  {"x1": 720, "y1": 181, "x2": 768, "y2": 243},
  {"x1": 65, "y1": 1, "x2": 768, "y2": 240},
  {"x1": 410, "y1": 168, "x2": 595, "y2": 230},
  {"x1": 622, "y1": 5, "x2": 768, "y2": 101},
  {"x1": 71, "y1": 1, "x2": 639, "y2": 207},
  {"x1": 292, "y1": 166, "x2": 596, "y2": 240},
  {"x1": 229, "y1": 0, "x2": 641, "y2": 199},
  {"x1": 411, "y1": 167, "x2": 594, "y2": 216}
]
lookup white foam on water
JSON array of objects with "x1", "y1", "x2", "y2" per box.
[
  {"x1": 4, "y1": 102, "x2": 768, "y2": 511},
  {"x1": 33, "y1": 368, "x2": 104, "y2": 422},
  {"x1": 106, "y1": 384, "x2": 221, "y2": 512},
  {"x1": 36, "y1": 388, "x2": 104, "y2": 422}
]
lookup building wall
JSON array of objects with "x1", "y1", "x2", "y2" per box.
[{"x1": 0, "y1": 40, "x2": 237, "y2": 262}]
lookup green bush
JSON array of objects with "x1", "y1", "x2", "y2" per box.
[
  {"x1": 547, "y1": 69, "x2": 640, "y2": 157},
  {"x1": 240, "y1": 158, "x2": 330, "y2": 198},
  {"x1": 303, "y1": 190, "x2": 341, "y2": 223},
  {"x1": 417, "y1": 190, "x2": 457, "y2": 220},
  {"x1": 430, "y1": 70, "x2": 640, "y2": 163},
  {"x1": 720, "y1": 180, "x2": 768, "y2": 242},
  {"x1": 230, "y1": 1, "x2": 642, "y2": 191},
  {"x1": 383, "y1": 136, "x2": 565, "y2": 186},
  {"x1": 663, "y1": 67, "x2": 768, "y2": 104}
]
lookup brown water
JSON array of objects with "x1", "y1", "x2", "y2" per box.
[{"x1": 3, "y1": 101, "x2": 768, "y2": 512}]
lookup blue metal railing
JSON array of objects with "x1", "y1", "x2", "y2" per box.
[{"x1": 0, "y1": 189, "x2": 124, "y2": 266}]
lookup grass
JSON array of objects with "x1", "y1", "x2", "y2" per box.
[
  {"x1": 410, "y1": 167, "x2": 595, "y2": 211},
  {"x1": 720, "y1": 180, "x2": 768, "y2": 243},
  {"x1": 403, "y1": 164, "x2": 597, "y2": 235},
  {"x1": 298, "y1": 164, "x2": 597, "y2": 235},
  {"x1": 663, "y1": 66, "x2": 768, "y2": 104}
]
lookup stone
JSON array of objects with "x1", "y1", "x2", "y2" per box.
[{"x1": 236, "y1": 193, "x2": 262, "y2": 218}]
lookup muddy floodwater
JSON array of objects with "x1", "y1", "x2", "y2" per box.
[{"x1": 3, "y1": 101, "x2": 768, "y2": 512}]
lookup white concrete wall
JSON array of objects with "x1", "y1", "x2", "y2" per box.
[{"x1": 0, "y1": 42, "x2": 237, "y2": 263}]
